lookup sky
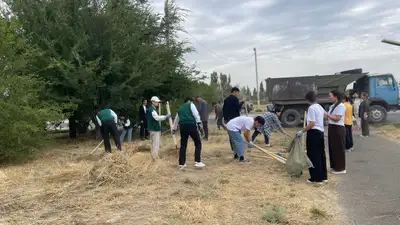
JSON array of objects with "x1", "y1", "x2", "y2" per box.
[{"x1": 151, "y1": 0, "x2": 400, "y2": 89}]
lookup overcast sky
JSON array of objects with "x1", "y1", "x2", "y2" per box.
[{"x1": 152, "y1": 0, "x2": 400, "y2": 89}]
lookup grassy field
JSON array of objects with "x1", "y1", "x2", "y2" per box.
[
  {"x1": 0, "y1": 127, "x2": 341, "y2": 225},
  {"x1": 373, "y1": 124, "x2": 400, "y2": 143}
]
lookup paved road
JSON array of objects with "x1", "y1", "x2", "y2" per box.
[{"x1": 338, "y1": 131, "x2": 400, "y2": 225}]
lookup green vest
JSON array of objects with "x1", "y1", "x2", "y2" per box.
[
  {"x1": 178, "y1": 103, "x2": 196, "y2": 125},
  {"x1": 97, "y1": 109, "x2": 114, "y2": 122},
  {"x1": 146, "y1": 106, "x2": 161, "y2": 132}
]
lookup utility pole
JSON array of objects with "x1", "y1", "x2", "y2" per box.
[
  {"x1": 253, "y1": 48, "x2": 260, "y2": 108},
  {"x1": 381, "y1": 38, "x2": 400, "y2": 47}
]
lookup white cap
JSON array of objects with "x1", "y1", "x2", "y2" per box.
[{"x1": 151, "y1": 96, "x2": 161, "y2": 103}]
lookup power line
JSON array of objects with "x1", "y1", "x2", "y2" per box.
[{"x1": 184, "y1": 31, "x2": 253, "y2": 62}]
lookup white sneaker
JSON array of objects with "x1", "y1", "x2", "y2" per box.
[
  {"x1": 194, "y1": 162, "x2": 206, "y2": 168},
  {"x1": 179, "y1": 164, "x2": 186, "y2": 170},
  {"x1": 331, "y1": 170, "x2": 346, "y2": 175},
  {"x1": 265, "y1": 144, "x2": 271, "y2": 147}
]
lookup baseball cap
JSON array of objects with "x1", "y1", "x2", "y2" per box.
[{"x1": 151, "y1": 96, "x2": 161, "y2": 102}]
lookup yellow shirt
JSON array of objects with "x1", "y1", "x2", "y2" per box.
[{"x1": 344, "y1": 102, "x2": 353, "y2": 125}]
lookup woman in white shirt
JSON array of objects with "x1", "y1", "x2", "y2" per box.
[
  {"x1": 296, "y1": 91, "x2": 328, "y2": 184},
  {"x1": 326, "y1": 90, "x2": 347, "y2": 174}
]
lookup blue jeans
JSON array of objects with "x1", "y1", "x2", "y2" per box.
[
  {"x1": 227, "y1": 130, "x2": 245, "y2": 157},
  {"x1": 251, "y1": 130, "x2": 269, "y2": 144},
  {"x1": 120, "y1": 128, "x2": 133, "y2": 142}
]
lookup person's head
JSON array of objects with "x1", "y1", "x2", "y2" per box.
[
  {"x1": 329, "y1": 90, "x2": 343, "y2": 104},
  {"x1": 142, "y1": 98, "x2": 147, "y2": 105},
  {"x1": 184, "y1": 97, "x2": 193, "y2": 103},
  {"x1": 305, "y1": 91, "x2": 317, "y2": 104},
  {"x1": 195, "y1": 96, "x2": 201, "y2": 102},
  {"x1": 231, "y1": 87, "x2": 240, "y2": 97},
  {"x1": 150, "y1": 96, "x2": 161, "y2": 106},
  {"x1": 360, "y1": 92, "x2": 368, "y2": 99},
  {"x1": 352, "y1": 92, "x2": 359, "y2": 98},
  {"x1": 253, "y1": 116, "x2": 265, "y2": 128}
]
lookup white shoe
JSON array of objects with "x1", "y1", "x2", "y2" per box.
[
  {"x1": 265, "y1": 144, "x2": 271, "y2": 147},
  {"x1": 331, "y1": 170, "x2": 346, "y2": 175},
  {"x1": 194, "y1": 162, "x2": 206, "y2": 168},
  {"x1": 179, "y1": 164, "x2": 186, "y2": 170}
]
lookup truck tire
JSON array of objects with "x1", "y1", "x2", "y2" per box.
[
  {"x1": 369, "y1": 105, "x2": 387, "y2": 123},
  {"x1": 281, "y1": 109, "x2": 301, "y2": 127}
]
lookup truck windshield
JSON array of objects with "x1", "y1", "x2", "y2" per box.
[{"x1": 376, "y1": 75, "x2": 394, "y2": 86}]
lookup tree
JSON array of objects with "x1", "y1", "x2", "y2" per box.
[
  {"x1": 7, "y1": 0, "x2": 198, "y2": 138},
  {"x1": 259, "y1": 81, "x2": 265, "y2": 102}
]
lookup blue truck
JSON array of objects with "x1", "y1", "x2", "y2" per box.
[{"x1": 266, "y1": 68, "x2": 400, "y2": 127}]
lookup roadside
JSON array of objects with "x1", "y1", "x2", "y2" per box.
[{"x1": 337, "y1": 128, "x2": 400, "y2": 225}]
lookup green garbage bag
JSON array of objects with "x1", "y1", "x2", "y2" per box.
[{"x1": 286, "y1": 137, "x2": 313, "y2": 177}]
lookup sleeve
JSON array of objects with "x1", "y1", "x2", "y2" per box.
[
  {"x1": 273, "y1": 114, "x2": 282, "y2": 128},
  {"x1": 96, "y1": 115, "x2": 102, "y2": 127},
  {"x1": 152, "y1": 110, "x2": 166, "y2": 121},
  {"x1": 125, "y1": 119, "x2": 131, "y2": 127},
  {"x1": 334, "y1": 105, "x2": 346, "y2": 116},
  {"x1": 306, "y1": 107, "x2": 316, "y2": 122},
  {"x1": 110, "y1": 110, "x2": 118, "y2": 124},
  {"x1": 190, "y1": 103, "x2": 202, "y2": 123},
  {"x1": 172, "y1": 113, "x2": 179, "y2": 130},
  {"x1": 244, "y1": 118, "x2": 253, "y2": 130}
]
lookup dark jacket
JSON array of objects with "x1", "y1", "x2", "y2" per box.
[
  {"x1": 139, "y1": 104, "x2": 147, "y2": 122},
  {"x1": 359, "y1": 99, "x2": 370, "y2": 119},
  {"x1": 223, "y1": 95, "x2": 244, "y2": 122},
  {"x1": 197, "y1": 98, "x2": 209, "y2": 121}
]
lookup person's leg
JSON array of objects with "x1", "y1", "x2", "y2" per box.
[
  {"x1": 306, "y1": 130, "x2": 323, "y2": 182},
  {"x1": 150, "y1": 132, "x2": 161, "y2": 159},
  {"x1": 140, "y1": 123, "x2": 145, "y2": 140},
  {"x1": 217, "y1": 117, "x2": 222, "y2": 130},
  {"x1": 264, "y1": 134, "x2": 270, "y2": 145},
  {"x1": 127, "y1": 128, "x2": 133, "y2": 142},
  {"x1": 320, "y1": 132, "x2": 328, "y2": 181},
  {"x1": 144, "y1": 120, "x2": 149, "y2": 139},
  {"x1": 110, "y1": 122, "x2": 121, "y2": 150},
  {"x1": 364, "y1": 119, "x2": 370, "y2": 136},
  {"x1": 332, "y1": 126, "x2": 346, "y2": 172},
  {"x1": 251, "y1": 130, "x2": 260, "y2": 142},
  {"x1": 328, "y1": 125, "x2": 335, "y2": 170},
  {"x1": 189, "y1": 124, "x2": 202, "y2": 163},
  {"x1": 229, "y1": 131, "x2": 245, "y2": 160},
  {"x1": 202, "y1": 121, "x2": 208, "y2": 139},
  {"x1": 102, "y1": 123, "x2": 111, "y2": 153},
  {"x1": 179, "y1": 125, "x2": 190, "y2": 166},
  {"x1": 349, "y1": 125, "x2": 353, "y2": 149},
  {"x1": 120, "y1": 129, "x2": 127, "y2": 143},
  {"x1": 345, "y1": 125, "x2": 351, "y2": 150}
]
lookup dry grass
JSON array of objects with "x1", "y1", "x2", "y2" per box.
[
  {"x1": 0, "y1": 127, "x2": 341, "y2": 225},
  {"x1": 374, "y1": 124, "x2": 400, "y2": 143}
]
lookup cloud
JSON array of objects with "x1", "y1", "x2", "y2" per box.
[{"x1": 151, "y1": 0, "x2": 400, "y2": 87}]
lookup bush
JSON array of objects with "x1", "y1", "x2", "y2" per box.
[
  {"x1": 262, "y1": 205, "x2": 285, "y2": 223},
  {"x1": 0, "y1": 75, "x2": 65, "y2": 163}
]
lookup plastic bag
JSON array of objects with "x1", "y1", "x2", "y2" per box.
[{"x1": 286, "y1": 137, "x2": 313, "y2": 177}]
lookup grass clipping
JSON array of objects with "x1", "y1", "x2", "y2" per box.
[{"x1": 88, "y1": 152, "x2": 136, "y2": 187}]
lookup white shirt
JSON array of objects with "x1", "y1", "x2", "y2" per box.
[
  {"x1": 226, "y1": 116, "x2": 254, "y2": 132},
  {"x1": 172, "y1": 103, "x2": 202, "y2": 130},
  {"x1": 143, "y1": 105, "x2": 147, "y2": 114},
  {"x1": 307, "y1": 103, "x2": 325, "y2": 132},
  {"x1": 328, "y1": 103, "x2": 346, "y2": 126},
  {"x1": 96, "y1": 109, "x2": 118, "y2": 127}
]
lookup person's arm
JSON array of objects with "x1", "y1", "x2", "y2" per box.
[
  {"x1": 327, "y1": 105, "x2": 345, "y2": 122},
  {"x1": 96, "y1": 115, "x2": 102, "y2": 127},
  {"x1": 172, "y1": 113, "x2": 179, "y2": 131},
  {"x1": 190, "y1": 103, "x2": 202, "y2": 124},
  {"x1": 243, "y1": 129, "x2": 251, "y2": 143},
  {"x1": 152, "y1": 110, "x2": 166, "y2": 121},
  {"x1": 110, "y1": 110, "x2": 118, "y2": 124}
]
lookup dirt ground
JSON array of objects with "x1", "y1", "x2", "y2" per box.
[
  {"x1": 373, "y1": 124, "x2": 400, "y2": 143},
  {"x1": 0, "y1": 127, "x2": 341, "y2": 225}
]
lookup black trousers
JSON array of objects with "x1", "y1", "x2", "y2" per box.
[
  {"x1": 328, "y1": 124, "x2": 346, "y2": 171},
  {"x1": 179, "y1": 123, "x2": 202, "y2": 165},
  {"x1": 345, "y1": 125, "x2": 353, "y2": 150},
  {"x1": 216, "y1": 116, "x2": 223, "y2": 129},
  {"x1": 202, "y1": 121, "x2": 208, "y2": 139},
  {"x1": 101, "y1": 120, "x2": 121, "y2": 152},
  {"x1": 306, "y1": 129, "x2": 328, "y2": 182},
  {"x1": 140, "y1": 120, "x2": 149, "y2": 139},
  {"x1": 361, "y1": 118, "x2": 369, "y2": 136}
]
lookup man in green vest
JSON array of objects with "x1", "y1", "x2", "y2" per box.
[
  {"x1": 172, "y1": 97, "x2": 205, "y2": 170},
  {"x1": 146, "y1": 96, "x2": 171, "y2": 160},
  {"x1": 95, "y1": 107, "x2": 121, "y2": 153}
]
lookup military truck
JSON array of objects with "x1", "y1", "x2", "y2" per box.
[{"x1": 266, "y1": 68, "x2": 400, "y2": 127}]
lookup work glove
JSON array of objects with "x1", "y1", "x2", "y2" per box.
[
  {"x1": 248, "y1": 141, "x2": 254, "y2": 148},
  {"x1": 172, "y1": 130, "x2": 176, "y2": 135},
  {"x1": 165, "y1": 114, "x2": 171, "y2": 119},
  {"x1": 296, "y1": 130, "x2": 303, "y2": 137},
  {"x1": 140, "y1": 120, "x2": 143, "y2": 124}
]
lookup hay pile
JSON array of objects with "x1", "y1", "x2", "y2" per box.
[
  {"x1": 88, "y1": 152, "x2": 136, "y2": 186},
  {"x1": 375, "y1": 125, "x2": 400, "y2": 142}
]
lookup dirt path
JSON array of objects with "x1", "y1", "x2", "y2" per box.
[{"x1": 337, "y1": 131, "x2": 400, "y2": 225}]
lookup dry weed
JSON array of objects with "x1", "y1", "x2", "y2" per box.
[{"x1": 0, "y1": 127, "x2": 342, "y2": 225}]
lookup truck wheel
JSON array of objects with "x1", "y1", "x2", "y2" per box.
[
  {"x1": 281, "y1": 109, "x2": 301, "y2": 127},
  {"x1": 369, "y1": 105, "x2": 387, "y2": 123}
]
